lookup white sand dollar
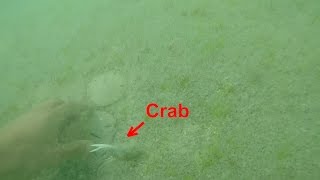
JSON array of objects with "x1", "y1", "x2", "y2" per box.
[{"x1": 88, "y1": 72, "x2": 124, "y2": 106}]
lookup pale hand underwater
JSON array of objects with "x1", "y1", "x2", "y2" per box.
[{"x1": 0, "y1": 100, "x2": 92, "y2": 180}]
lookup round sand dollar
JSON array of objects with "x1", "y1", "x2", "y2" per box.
[{"x1": 88, "y1": 72, "x2": 125, "y2": 106}]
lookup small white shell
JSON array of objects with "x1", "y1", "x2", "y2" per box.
[{"x1": 87, "y1": 72, "x2": 125, "y2": 106}]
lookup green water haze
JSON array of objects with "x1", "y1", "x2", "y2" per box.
[{"x1": 0, "y1": 0, "x2": 319, "y2": 179}]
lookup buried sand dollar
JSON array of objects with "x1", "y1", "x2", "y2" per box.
[{"x1": 88, "y1": 72, "x2": 125, "y2": 106}]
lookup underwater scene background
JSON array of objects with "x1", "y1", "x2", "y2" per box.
[{"x1": 0, "y1": 0, "x2": 319, "y2": 179}]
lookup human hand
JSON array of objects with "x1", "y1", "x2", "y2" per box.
[{"x1": 0, "y1": 100, "x2": 92, "y2": 179}]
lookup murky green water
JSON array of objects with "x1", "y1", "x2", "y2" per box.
[{"x1": 0, "y1": 0, "x2": 319, "y2": 179}]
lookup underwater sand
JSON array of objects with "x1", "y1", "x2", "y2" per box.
[{"x1": 0, "y1": 0, "x2": 319, "y2": 179}]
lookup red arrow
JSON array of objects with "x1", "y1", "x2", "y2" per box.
[{"x1": 127, "y1": 121, "x2": 145, "y2": 138}]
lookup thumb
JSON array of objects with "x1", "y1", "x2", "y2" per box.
[{"x1": 51, "y1": 140, "x2": 92, "y2": 165}]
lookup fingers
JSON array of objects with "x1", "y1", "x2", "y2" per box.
[
  {"x1": 33, "y1": 99, "x2": 88, "y2": 116},
  {"x1": 50, "y1": 101, "x2": 90, "y2": 128},
  {"x1": 43, "y1": 140, "x2": 92, "y2": 169},
  {"x1": 33, "y1": 99, "x2": 65, "y2": 113},
  {"x1": 14, "y1": 99, "x2": 65, "y2": 123},
  {"x1": 51, "y1": 140, "x2": 92, "y2": 164}
]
